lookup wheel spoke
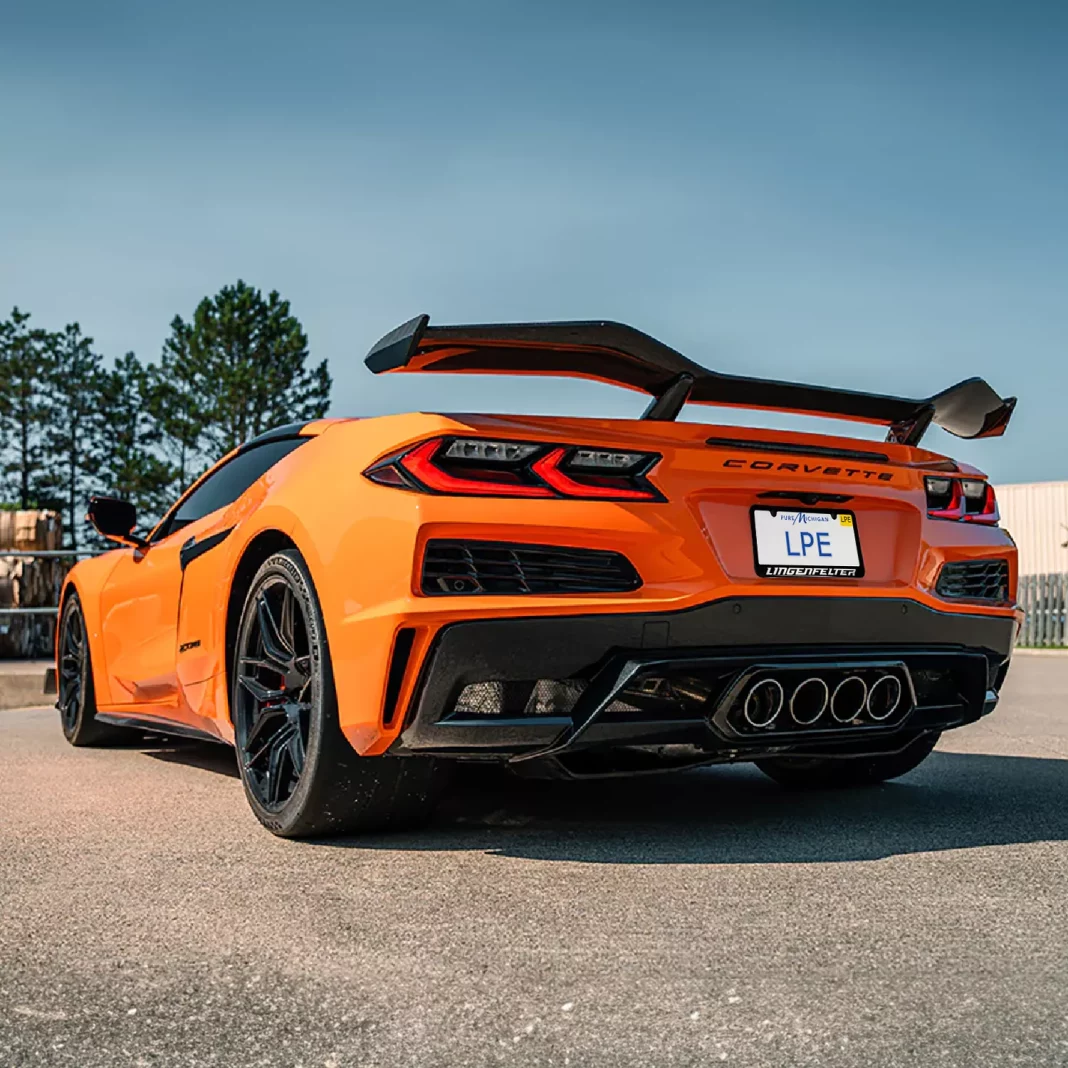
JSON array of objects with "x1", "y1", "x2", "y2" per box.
[
  {"x1": 245, "y1": 718, "x2": 294, "y2": 770},
  {"x1": 240, "y1": 657, "x2": 286, "y2": 677},
  {"x1": 256, "y1": 593, "x2": 293, "y2": 669},
  {"x1": 238, "y1": 674, "x2": 285, "y2": 704},
  {"x1": 243, "y1": 703, "x2": 288, "y2": 757},
  {"x1": 288, "y1": 725, "x2": 306, "y2": 776},
  {"x1": 265, "y1": 728, "x2": 295, "y2": 805}
]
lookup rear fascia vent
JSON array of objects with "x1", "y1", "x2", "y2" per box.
[
  {"x1": 422, "y1": 540, "x2": 641, "y2": 596},
  {"x1": 935, "y1": 559, "x2": 1010, "y2": 603}
]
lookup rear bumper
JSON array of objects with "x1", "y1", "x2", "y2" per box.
[{"x1": 391, "y1": 596, "x2": 1015, "y2": 765}]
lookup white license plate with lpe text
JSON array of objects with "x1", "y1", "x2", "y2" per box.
[{"x1": 751, "y1": 507, "x2": 864, "y2": 578}]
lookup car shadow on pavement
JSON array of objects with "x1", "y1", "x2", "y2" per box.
[
  {"x1": 140, "y1": 737, "x2": 241, "y2": 778},
  {"x1": 331, "y1": 750, "x2": 1068, "y2": 865},
  {"x1": 141, "y1": 740, "x2": 1068, "y2": 864}
]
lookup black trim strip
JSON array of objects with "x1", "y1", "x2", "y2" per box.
[
  {"x1": 180, "y1": 526, "x2": 234, "y2": 571},
  {"x1": 705, "y1": 437, "x2": 891, "y2": 463},
  {"x1": 95, "y1": 712, "x2": 228, "y2": 745}
]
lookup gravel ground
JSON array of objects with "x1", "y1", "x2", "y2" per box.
[{"x1": 1, "y1": 655, "x2": 1067, "y2": 1067}]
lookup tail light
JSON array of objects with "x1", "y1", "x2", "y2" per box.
[
  {"x1": 924, "y1": 477, "x2": 999, "y2": 524},
  {"x1": 365, "y1": 437, "x2": 663, "y2": 501}
]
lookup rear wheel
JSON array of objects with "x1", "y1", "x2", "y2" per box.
[
  {"x1": 755, "y1": 732, "x2": 940, "y2": 790},
  {"x1": 232, "y1": 549, "x2": 444, "y2": 837},
  {"x1": 57, "y1": 593, "x2": 124, "y2": 746}
]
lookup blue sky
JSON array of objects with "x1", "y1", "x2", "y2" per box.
[{"x1": 2, "y1": 0, "x2": 1065, "y2": 482}]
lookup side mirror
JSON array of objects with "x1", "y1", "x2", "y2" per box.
[{"x1": 87, "y1": 496, "x2": 146, "y2": 548}]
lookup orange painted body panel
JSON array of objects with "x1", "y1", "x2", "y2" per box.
[{"x1": 59, "y1": 411, "x2": 1020, "y2": 756}]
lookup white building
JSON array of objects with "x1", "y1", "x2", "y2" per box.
[{"x1": 993, "y1": 481, "x2": 1068, "y2": 576}]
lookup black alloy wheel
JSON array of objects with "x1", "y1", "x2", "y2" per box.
[
  {"x1": 57, "y1": 593, "x2": 121, "y2": 746},
  {"x1": 57, "y1": 598, "x2": 86, "y2": 736},
  {"x1": 234, "y1": 571, "x2": 314, "y2": 810},
  {"x1": 232, "y1": 549, "x2": 445, "y2": 838}
]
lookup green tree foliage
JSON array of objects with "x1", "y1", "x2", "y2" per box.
[
  {"x1": 0, "y1": 283, "x2": 329, "y2": 544},
  {"x1": 39, "y1": 323, "x2": 104, "y2": 549},
  {"x1": 145, "y1": 315, "x2": 210, "y2": 493},
  {"x1": 177, "y1": 280, "x2": 331, "y2": 457},
  {"x1": 94, "y1": 352, "x2": 176, "y2": 525},
  {"x1": 0, "y1": 308, "x2": 50, "y2": 508}
]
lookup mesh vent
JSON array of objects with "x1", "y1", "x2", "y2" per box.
[
  {"x1": 935, "y1": 559, "x2": 1009, "y2": 602},
  {"x1": 422, "y1": 540, "x2": 641, "y2": 595},
  {"x1": 452, "y1": 679, "x2": 587, "y2": 718}
]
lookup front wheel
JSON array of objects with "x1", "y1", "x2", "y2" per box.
[
  {"x1": 755, "y1": 732, "x2": 941, "y2": 790},
  {"x1": 232, "y1": 549, "x2": 444, "y2": 837},
  {"x1": 57, "y1": 593, "x2": 124, "y2": 746}
]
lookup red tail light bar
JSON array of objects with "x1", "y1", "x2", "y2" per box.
[
  {"x1": 924, "y1": 477, "x2": 999, "y2": 524},
  {"x1": 365, "y1": 437, "x2": 664, "y2": 501}
]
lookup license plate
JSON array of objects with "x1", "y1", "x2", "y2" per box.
[{"x1": 751, "y1": 507, "x2": 864, "y2": 578}]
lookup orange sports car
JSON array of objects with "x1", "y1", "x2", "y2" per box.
[{"x1": 57, "y1": 316, "x2": 1020, "y2": 836}]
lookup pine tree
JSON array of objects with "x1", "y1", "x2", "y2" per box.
[
  {"x1": 0, "y1": 308, "x2": 51, "y2": 508},
  {"x1": 39, "y1": 323, "x2": 103, "y2": 549},
  {"x1": 93, "y1": 352, "x2": 176, "y2": 529},
  {"x1": 146, "y1": 315, "x2": 210, "y2": 497},
  {"x1": 176, "y1": 281, "x2": 330, "y2": 457}
]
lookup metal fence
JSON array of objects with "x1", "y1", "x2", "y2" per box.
[
  {"x1": 0, "y1": 549, "x2": 98, "y2": 615},
  {"x1": 0, "y1": 550, "x2": 100, "y2": 657},
  {"x1": 1018, "y1": 572, "x2": 1068, "y2": 648}
]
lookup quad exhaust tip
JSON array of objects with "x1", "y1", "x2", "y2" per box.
[
  {"x1": 740, "y1": 670, "x2": 904, "y2": 729},
  {"x1": 743, "y1": 677, "x2": 784, "y2": 728},
  {"x1": 830, "y1": 675, "x2": 868, "y2": 723},
  {"x1": 866, "y1": 674, "x2": 902, "y2": 721},
  {"x1": 789, "y1": 677, "x2": 829, "y2": 725}
]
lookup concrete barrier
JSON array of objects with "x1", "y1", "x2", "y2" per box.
[{"x1": 0, "y1": 660, "x2": 53, "y2": 710}]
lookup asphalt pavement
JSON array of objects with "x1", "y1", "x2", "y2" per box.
[{"x1": 2, "y1": 654, "x2": 1067, "y2": 1067}]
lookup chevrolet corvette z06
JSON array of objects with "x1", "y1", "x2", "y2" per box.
[{"x1": 57, "y1": 316, "x2": 1020, "y2": 836}]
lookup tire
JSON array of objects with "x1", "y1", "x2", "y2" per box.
[
  {"x1": 231, "y1": 549, "x2": 445, "y2": 838},
  {"x1": 57, "y1": 592, "x2": 125, "y2": 746},
  {"x1": 755, "y1": 732, "x2": 941, "y2": 790}
]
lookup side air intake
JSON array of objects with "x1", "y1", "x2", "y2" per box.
[
  {"x1": 935, "y1": 559, "x2": 1010, "y2": 602},
  {"x1": 422, "y1": 540, "x2": 641, "y2": 596}
]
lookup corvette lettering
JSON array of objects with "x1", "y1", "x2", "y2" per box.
[{"x1": 722, "y1": 458, "x2": 894, "y2": 481}]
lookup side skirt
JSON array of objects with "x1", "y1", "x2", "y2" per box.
[{"x1": 95, "y1": 711, "x2": 232, "y2": 746}]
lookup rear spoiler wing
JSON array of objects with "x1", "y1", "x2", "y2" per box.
[{"x1": 365, "y1": 315, "x2": 1015, "y2": 445}]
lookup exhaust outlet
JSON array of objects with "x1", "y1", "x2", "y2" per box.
[
  {"x1": 789, "y1": 677, "x2": 829, "y2": 725},
  {"x1": 866, "y1": 674, "x2": 902, "y2": 721},
  {"x1": 830, "y1": 675, "x2": 868, "y2": 723},
  {"x1": 743, "y1": 678, "x2": 784, "y2": 728}
]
